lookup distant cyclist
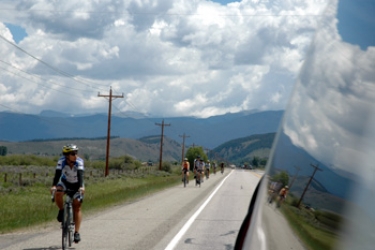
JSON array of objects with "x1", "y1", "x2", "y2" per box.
[
  {"x1": 194, "y1": 155, "x2": 203, "y2": 185},
  {"x1": 50, "y1": 144, "x2": 85, "y2": 243},
  {"x1": 220, "y1": 162, "x2": 225, "y2": 174},
  {"x1": 277, "y1": 185, "x2": 289, "y2": 207},
  {"x1": 205, "y1": 160, "x2": 211, "y2": 179},
  {"x1": 182, "y1": 158, "x2": 190, "y2": 184}
]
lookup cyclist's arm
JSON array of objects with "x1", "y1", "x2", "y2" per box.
[
  {"x1": 77, "y1": 169, "x2": 84, "y2": 188},
  {"x1": 52, "y1": 169, "x2": 62, "y2": 186}
]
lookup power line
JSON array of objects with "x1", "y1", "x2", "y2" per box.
[
  {"x1": 0, "y1": 34, "x2": 107, "y2": 92},
  {"x1": 0, "y1": 8, "x2": 327, "y2": 17}
]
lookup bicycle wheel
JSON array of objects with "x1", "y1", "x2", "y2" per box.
[
  {"x1": 62, "y1": 208, "x2": 68, "y2": 250},
  {"x1": 68, "y1": 208, "x2": 73, "y2": 246}
]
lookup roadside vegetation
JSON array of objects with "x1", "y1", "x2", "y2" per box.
[
  {"x1": 0, "y1": 154, "x2": 184, "y2": 234},
  {"x1": 280, "y1": 195, "x2": 341, "y2": 250},
  {"x1": 269, "y1": 171, "x2": 342, "y2": 250}
]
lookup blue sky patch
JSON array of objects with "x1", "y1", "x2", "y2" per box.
[
  {"x1": 337, "y1": 0, "x2": 375, "y2": 50},
  {"x1": 5, "y1": 23, "x2": 28, "y2": 43}
]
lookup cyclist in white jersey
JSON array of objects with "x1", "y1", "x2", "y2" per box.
[{"x1": 50, "y1": 144, "x2": 85, "y2": 243}]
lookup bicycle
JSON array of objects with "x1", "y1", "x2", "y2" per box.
[
  {"x1": 182, "y1": 169, "x2": 188, "y2": 188},
  {"x1": 195, "y1": 170, "x2": 202, "y2": 187},
  {"x1": 52, "y1": 189, "x2": 83, "y2": 250}
]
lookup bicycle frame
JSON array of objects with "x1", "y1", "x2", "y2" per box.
[{"x1": 183, "y1": 172, "x2": 187, "y2": 187}]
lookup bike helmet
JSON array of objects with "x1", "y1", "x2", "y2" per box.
[{"x1": 62, "y1": 144, "x2": 79, "y2": 154}]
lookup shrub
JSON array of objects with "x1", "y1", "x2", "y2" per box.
[{"x1": 162, "y1": 162, "x2": 172, "y2": 173}]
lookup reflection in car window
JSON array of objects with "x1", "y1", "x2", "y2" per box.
[{"x1": 237, "y1": 0, "x2": 375, "y2": 249}]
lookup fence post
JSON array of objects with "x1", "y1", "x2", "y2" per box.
[{"x1": 4, "y1": 173, "x2": 7, "y2": 183}]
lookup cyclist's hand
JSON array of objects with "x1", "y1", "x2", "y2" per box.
[
  {"x1": 79, "y1": 187, "x2": 85, "y2": 195},
  {"x1": 50, "y1": 186, "x2": 56, "y2": 194}
]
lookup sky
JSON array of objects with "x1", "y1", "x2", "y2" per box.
[{"x1": 0, "y1": 0, "x2": 328, "y2": 118}]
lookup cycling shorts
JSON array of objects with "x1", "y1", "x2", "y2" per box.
[{"x1": 57, "y1": 180, "x2": 81, "y2": 193}]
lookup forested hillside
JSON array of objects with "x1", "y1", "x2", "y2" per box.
[
  {"x1": 0, "y1": 133, "x2": 276, "y2": 165},
  {"x1": 211, "y1": 133, "x2": 276, "y2": 165}
]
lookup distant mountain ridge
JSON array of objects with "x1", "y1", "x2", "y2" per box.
[{"x1": 0, "y1": 110, "x2": 283, "y2": 148}]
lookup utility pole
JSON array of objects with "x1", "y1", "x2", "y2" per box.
[
  {"x1": 179, "y1": 133, "x2": 190, "y2": 163},
  {"x1": 155, "y1": 119, "x2": 171, "y2": 170},
  {"x1": 98, "y1": 87, "x2": 124, "y2": 177},
  {"x1": 297, "y1": 163, "x2": 322, "y2": 208},
  {"x1": 289, "y1": 165, "x2": 301, "y2": 189}
]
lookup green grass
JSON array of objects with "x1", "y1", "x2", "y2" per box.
[
  {"x1": 281, "y1": 204, "x2": 338, "y2": 250},
  {"x1": 0, "y1": 172, "x2": 180, "y2": 234}
]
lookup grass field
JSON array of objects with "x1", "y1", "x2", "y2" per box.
[
  {"x1": 280, "y1": 198, "x2": 341, "y2": 250},
  {"x1": 0, "y1": 163, "x2": 182, "y2": 234}
]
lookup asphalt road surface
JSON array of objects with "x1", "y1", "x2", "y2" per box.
[{"x1": 0, "y1": 169, "x2": 262, "y2": 250}]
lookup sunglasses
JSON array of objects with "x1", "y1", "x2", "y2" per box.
[{"x1": 69, "y1": 152, "x2": 78, "y2": 156}]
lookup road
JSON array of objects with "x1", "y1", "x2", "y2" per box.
[{"x1": 0, "y1": 169, "x2": 261, "y2": 250}]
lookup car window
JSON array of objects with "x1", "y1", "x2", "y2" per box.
[{"x1": 237, "y1": 0, "x2": 375, "y2": 249}]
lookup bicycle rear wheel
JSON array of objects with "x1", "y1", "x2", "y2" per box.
[{"x1": 183, "y1": 174, "x2": 187, "y2": 187}]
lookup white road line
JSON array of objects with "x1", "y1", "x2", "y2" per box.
[{"x1": 165, "y1": 170, "x2": 234, "y2": 250}]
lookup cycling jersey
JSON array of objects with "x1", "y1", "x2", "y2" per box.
[
  {"x1": 53, "y1": 156, "x2": 84, "y2": 186},
  {"x1": 195, "y1": 159, "x2": 203, "y2": 171},
  {"x1": 182, "y1": 161, "x2": 190, "y2": 170}
]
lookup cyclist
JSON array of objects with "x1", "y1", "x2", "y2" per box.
[
  {"x1": 182, "y1": 158, "x2": 190, "y2": 184},
  {"x1": 205, "y1": 160, "x2": 211, "y2": 179},
  {"x1": 194, "y1": 155, "x2": 203, "y2": 185},
  {"x1": 199, "y1": 158, "x2": 205, "y2": 183},
  {"x1": 277, "y1": 185, "x2": 289, "y2": 207},
  {"x1": 220, "y1": 162, "x2": 225, "y2": 174},
  {"x1": 212, "y1": 162, "x2": 216, "y2": 174},
  {"x1": 50, "y1": 144, "x2": 85, "y2": 243}
]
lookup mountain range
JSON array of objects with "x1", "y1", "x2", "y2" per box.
[
  {"x1": 0, "y1": 109, "x2": 352, "y2": 211},
  {"x1": 0, "y1": 110, "x2": 284, "y2": 149}
]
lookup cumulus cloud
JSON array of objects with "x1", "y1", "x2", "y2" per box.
[
  {"x1": 0, "y1": 0, "x2": 327, "y2": 117},
  {"x1": 283, "y1": 0, "x2": 375, "y2": 176}
]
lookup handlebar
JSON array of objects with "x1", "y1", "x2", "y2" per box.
[{"x1": 51, "y1": 189, "x2": 84, "y2": 203}]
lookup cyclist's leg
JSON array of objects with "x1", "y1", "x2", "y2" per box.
[
  {"x1": 55, "y1": 182, "x2": 65, "y2": 222},
  {"x1": 67, "y1": 182, "x2": 82, "y2": 243},
  {"x1": 73, "y1": 199, "x2": 82, "y2": 233},
  {"x1": 55, "y1": 182, "x2": 65, "y2": 210},
  {"x1": 55, "y1": 186, "x2": 64, "y2": 210}
]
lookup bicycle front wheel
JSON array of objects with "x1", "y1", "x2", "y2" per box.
[
  {"x1": 62, "y1": 209, "x2": 68, "y2": 250},
  {"x1": 68, "y1": 208, "x2": 74, "y2": 246}
]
